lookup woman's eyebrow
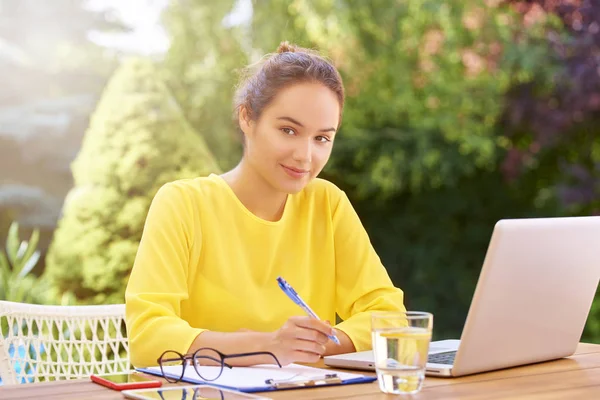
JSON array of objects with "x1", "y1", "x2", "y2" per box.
[{"x1": 276, "y1": 116, "x2": 336, "y2": 133}]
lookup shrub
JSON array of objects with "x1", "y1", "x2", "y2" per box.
[{"x1": 45, "y1": 58, "x2": 220, "y2": 304}]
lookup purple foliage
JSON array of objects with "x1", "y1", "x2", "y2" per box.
[{"x1": 503, "y1": 0, "x2": 600, "y2": 211}]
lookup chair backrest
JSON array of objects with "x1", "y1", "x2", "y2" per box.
[{"x1": 0, "y1": 300, "x2": 129, "y2": 385}]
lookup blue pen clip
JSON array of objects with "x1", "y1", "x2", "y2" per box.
[{"x1": 276, "y1": 276, "x2": 340, "y2": 345}]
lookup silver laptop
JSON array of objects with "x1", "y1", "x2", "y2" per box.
[{"x1": 325, "y1": 216, "x2": 600, "y2": 377}]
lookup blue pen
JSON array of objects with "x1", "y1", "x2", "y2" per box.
[{"x1": 276, "y1": 276, "x2": 340, "y2": 345}]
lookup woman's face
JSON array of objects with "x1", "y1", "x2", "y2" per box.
[{"x1": 240, "y1": 82, "x2": 340, "y2": 194}]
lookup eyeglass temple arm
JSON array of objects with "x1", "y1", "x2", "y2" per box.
[
  {"x1": 168, "y1": 350, "x2": 283, "y2": 369},
  {"x1": 222, "y1": 351, "x2": 282, "y2": 368}
]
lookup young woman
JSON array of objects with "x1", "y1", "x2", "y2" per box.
[{"x1": 125, "y1": 42, "x2": 406, "y2": 368}]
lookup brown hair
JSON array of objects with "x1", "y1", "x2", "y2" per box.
[{"x1": 234, "y1": 41, "x2": 345, "y2": 136}]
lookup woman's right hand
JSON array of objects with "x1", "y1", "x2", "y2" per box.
[{"x1": 265, "y1": 316, "x2": 334, "y2": 366}]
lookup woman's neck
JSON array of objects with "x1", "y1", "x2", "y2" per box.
[{"x1": 220, "y1": 161, "x2": 288, "y2": 222}]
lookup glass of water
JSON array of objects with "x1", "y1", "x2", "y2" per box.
[{"x1": 371, "y1": 311, "x2": 433, "y2": 395}]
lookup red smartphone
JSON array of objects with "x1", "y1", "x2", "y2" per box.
[{"x1": 90, "y1": 372, "x2": 163, "y2": 391}]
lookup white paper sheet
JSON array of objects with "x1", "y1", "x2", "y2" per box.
[{"x1": 143, "y1": 363, "x2": 369, "y2": 390}]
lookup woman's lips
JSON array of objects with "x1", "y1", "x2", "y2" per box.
[{"x1": 281, "y1": 164, "x2": 309, "y2": 179}]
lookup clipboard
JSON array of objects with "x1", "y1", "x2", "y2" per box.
[{"x1": 137, "y1": 363, "x2": 376, "y2": 393}]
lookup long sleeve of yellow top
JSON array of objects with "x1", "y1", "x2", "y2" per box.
[{"x1": 125, "y1": 174, "x2": 406, "y2": 367}]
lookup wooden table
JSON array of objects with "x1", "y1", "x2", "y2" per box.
[{"x1": 2, "y1": 343, "x2": 600, "y2": 399}]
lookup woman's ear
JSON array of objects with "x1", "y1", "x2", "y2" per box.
[{"x1": 238, "y1": 105, "x2": 254, "y2": 137}]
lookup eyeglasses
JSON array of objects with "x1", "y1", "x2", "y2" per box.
[{"x1": 157, "y1": 347, "x2": 282, "y2": 383}]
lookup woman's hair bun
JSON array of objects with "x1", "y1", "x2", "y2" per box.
[{"x1": 276, "y1": 41, "x2": 297, "y2": 54}]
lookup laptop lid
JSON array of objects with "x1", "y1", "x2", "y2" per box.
[
  {"x1": 451, "y1": 216, "x2": 600, "y2": 376},
  {"x1": 325, "y1": 216, "x2": 600, "y2": 377}
]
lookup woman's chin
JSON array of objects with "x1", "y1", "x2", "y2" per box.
[{"x1": 277, "y1": 177, "x2": 310, "y2": 194}]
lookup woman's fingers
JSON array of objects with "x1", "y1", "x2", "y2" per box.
[
  {"x1": 293, "y1": 326, "x2": 329, "y2": 344},
  {"x1": 290, "y1": 316, "x2": 334, "y2": 337},
  {"x1": 271, "y1": 316, "x2": 338, "y2": 365},
  {"x1": 291, "y1": 336, "x2": 327, "y2": 354}
]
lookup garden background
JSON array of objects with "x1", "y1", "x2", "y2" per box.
[{"x1": 1, "y1": 0, "x2": 600, "y2": 346}]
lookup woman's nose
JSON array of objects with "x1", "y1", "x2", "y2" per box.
[{"x1": 292, "y1": 138, "x2": 312, "y2": 163}]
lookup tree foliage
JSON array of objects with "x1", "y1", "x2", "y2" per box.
[
  {"x1": 249, "y1": 0, "x2": 560, "y2": 198},
  {"x1": 45, "y1": 58, "x2": 220, "y2": 303},
  {"x1": 161, "y1": 0, "x2": 248, "y2": 170},
  {"x1": 502, "y1": 0, "x2": 600, "y2": 216}
]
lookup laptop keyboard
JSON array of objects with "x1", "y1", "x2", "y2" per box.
[{"x1": 428, "y1": 350, "x2": 457, "y2": 365}]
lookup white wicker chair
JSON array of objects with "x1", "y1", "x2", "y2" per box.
[{"x1": 0, "y1": 300, "x2": 130, "y2": 385}]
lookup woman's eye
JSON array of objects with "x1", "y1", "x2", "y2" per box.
[
  {"x1": 281, "y1": 128, "x2": 295, "y2": 135},
  {"x1": 316, "y1": 136, "x2": 331, "y2": 143}
]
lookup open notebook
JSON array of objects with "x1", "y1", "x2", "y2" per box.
[{"x1": 138, "y1": 363, "x2": 376, "y2": 393}]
